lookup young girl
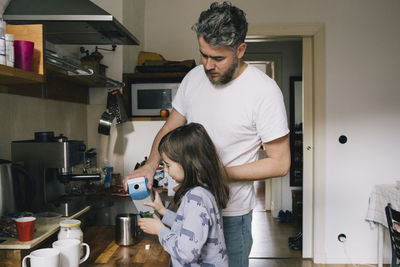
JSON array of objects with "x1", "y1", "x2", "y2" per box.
[{"x1": 138, "y1": 123, "x2": 229, "y2": 267}]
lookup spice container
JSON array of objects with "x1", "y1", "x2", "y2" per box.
[
  {"x1": 58, "y1": 219, "x2": 83, "y2": 242},
  {"x1": 5, "y1": 33, "x2": 14, "y2": 67},
  {"x1": 0, "y1": 20, "x2": 5, "y2": 65}
]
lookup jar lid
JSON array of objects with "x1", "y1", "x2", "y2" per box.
[{"x1": 59, "y1": 219, "x2": 81, "y2": 227}]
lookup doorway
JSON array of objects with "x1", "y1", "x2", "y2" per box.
[
  {"x1": 246, "y1": 24, "x2": 326, "y2": 260},
  {"x1": 244, "y1": 39, "x2": 303, "y2": 259}
]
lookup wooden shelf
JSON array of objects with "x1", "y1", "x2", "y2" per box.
[
  {"x1": 130, "y1": 117, "x2": 167, "y2": 121},
  {"x1": 0, "y1": 24, "x2": 117, "y2": 104},
  {"x1": 0, "y1": 64, "x2": 44, "y2": 85},
  {"x1": 123, "y1": 72, "x2": 187, "y2": 83}
]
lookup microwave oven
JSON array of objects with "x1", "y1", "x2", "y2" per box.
[{"x1": 131, "y1": 83, "x2": 180, "y2": 117}]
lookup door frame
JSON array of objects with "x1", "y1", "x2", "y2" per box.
[{"x1": 246, "y1": 24, "x2": 326, "y2": 261}]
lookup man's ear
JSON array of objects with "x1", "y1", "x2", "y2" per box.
[{"x1": 236, "y1": 42, "x2": 247, "y2": 59}]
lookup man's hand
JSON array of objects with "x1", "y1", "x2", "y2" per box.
[
  {"x1": 138, "y1": 214, "x2": 164, "y2": 235},
  {"x1": 123, "y1": 163, "x2": 158, "y2": 191},
  {"x1": 123, "y1": 109, "x2": 187, "y2": 191}
]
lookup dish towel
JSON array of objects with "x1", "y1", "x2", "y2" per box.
[{"x1": 365, "y1": 184, "x2": 400, "y2": 228}]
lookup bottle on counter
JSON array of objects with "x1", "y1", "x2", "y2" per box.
[
  {"x1": 103, "y1": 166, "x2": 113, "y2": 188},
  {"x1": 0, "y1": 20, "x2": 6, "y2": 65},
  {"x1": 5, "y1": 33, "x2": 14, "y2": 67}
]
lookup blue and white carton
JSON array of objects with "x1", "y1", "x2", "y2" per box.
[
  {"x1": 165, "y1": 171, "x2": 178, "y2": 197},
  {"x1": 127, "y1": 177, "x2": 154, "y2": 217}
]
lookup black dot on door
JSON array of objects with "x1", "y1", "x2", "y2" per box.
[{"x1": 339, "y1": 135, "x2": 347, "y2": 144}]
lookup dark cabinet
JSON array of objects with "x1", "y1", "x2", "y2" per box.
[
  {"x1": 289, "y1": 76, "x2": 303, "y2": 186},
  {"x1": 290, "y1": 126, "x2": 303, "y2": 186}
]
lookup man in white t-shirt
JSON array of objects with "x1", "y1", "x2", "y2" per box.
[{"x1": 125, "y1": 2, "x2": 290, "y2": 267}]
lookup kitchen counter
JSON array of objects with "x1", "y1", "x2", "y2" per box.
[
  {"x1": 0, "y1": 206, "x2": 90, "y2": 266},
  {"x1": 81, "y1": 226, "x2": 169, "y2": 266},
  {"x1": 0, "y1": 206, "x2": 90, "y2": 250}
]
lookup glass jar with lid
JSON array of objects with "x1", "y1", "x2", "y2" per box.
[{"x1": 58, "y1": 219, "x2": 83, "y2": 242}]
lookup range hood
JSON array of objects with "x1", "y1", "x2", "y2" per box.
[{"x1": 3, "y1": 0, "x2": 140, "y2": 45}]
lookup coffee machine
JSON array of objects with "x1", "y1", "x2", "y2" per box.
[{"x1": 11, "y1": 132, "x2": 101, "y2": 216}]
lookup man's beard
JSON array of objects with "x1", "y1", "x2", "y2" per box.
[{"x1": 206, "y1": 56, "x2": 239, "y2": 86}]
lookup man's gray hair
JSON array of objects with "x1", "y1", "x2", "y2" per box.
[{"x1": 192, "y1": 1, "x2": 248, "y2": 51}]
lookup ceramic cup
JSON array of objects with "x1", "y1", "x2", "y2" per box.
[
  {"x1": 22, "y1": 248, "x2": 60, "y2": 267},
  {"x1": 52, "y1": 239, "x2": 90, "y2": 267},
  {"x1": 15, "y1": 216, "x2": 36, "y2": 242}
]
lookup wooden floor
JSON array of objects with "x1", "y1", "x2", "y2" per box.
[{"x1": 249, "y1": 180, "x2": 305, "y2": 266}]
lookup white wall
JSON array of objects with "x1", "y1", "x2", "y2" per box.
[
  {"x1": 122, "y1": 121, "x2": 165, "y2": 176},
  {"x1": 0, "y1": 94, "x2": 88, "y2": 160},
  {"x1": 0, "y1": 0, "x2": 8, "y2": 17},
  {"x1": 142, "y1": 0, "x2": 400, "y2": 264}
]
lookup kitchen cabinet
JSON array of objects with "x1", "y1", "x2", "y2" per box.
[
  {"x1": 291, "y1": 129, "x2": 303, "y2": 186},
  {"x1": 289, "y1": 76, "x2": 303, "y2": 187}
]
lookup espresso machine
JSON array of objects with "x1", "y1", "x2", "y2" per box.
[{"x1": 11, "y1": 132, "x2": 101, "y2": 216}]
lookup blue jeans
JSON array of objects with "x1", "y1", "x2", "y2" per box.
[{"x1": 223, "y1": 211, "x2": 253, "y2": 267}]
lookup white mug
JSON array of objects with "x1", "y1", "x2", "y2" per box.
[
  {"x1": 52, "y1": 239, "x2": 90, "y2": 267},
  {"x1": 22, "y1": 248, "x2": 60, "y2": 267}
]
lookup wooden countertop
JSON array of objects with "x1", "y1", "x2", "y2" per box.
[
  {"x1": 81, "y1": 226, "x2": 169, "y2": 266},
  {"x1": 0, "y1": 206, "x2": 90, "y2": 250}
]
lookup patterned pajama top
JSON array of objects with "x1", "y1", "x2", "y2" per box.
[{"x1": 158, "y1": 186, "x2": 228, "y2": 267}]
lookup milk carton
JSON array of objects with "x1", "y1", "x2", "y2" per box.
[{"x1": 127, "y1": 177, "x2": 154, "y2": 217}]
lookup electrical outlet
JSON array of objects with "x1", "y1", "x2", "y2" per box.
[{"x1": 338, "y1": 233, "x2": 347, "y2": 242}]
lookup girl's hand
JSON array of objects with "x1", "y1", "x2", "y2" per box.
[
  {"x1": 138, "y1": 214, "x2": 164, "y2": 235},
  {"x1": 144, "y1": 189, "x2": 166, "y2": 216}
]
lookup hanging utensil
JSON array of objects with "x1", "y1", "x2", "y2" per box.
[
  {"x1": 107, "y1": 89, "x2": 129, "y2": 124},
  {"x1": 98, "y1": 89, "x2": 129, "y2": 135},
  {"x1": 98, "y1": 110, "x2": 115, "y2": 135}
]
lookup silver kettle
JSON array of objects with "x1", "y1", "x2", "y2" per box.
[{"x1": 0, "y1": 159, "x2": 35, "y2": 216}]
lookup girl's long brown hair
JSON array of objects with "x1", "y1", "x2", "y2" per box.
[{"x1": 158, "y1": 123, "x2": 229, "y2": 209}]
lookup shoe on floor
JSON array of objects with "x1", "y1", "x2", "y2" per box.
[
  {"x1": 288, "y1": 232, "x2": 302, "y2": 243},
  {"x1": 278, "y1": 210, "x2": 286, "y2": 222}
]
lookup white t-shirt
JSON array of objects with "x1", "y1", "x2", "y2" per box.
[{"x1": 173, "y1": 64, "x2": 289, "y2": 216}]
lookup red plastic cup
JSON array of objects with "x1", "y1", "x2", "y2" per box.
[
  {"x1": 15, "y1": 217, "x2": 36, "y2": 242},
  {"x1": 14, "y1": 40, "x2": 34, "y2": 71}
]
